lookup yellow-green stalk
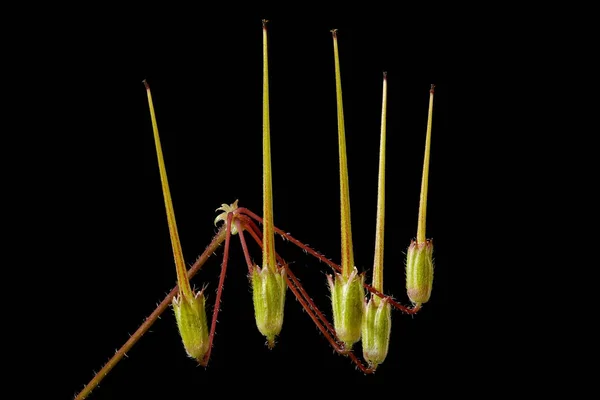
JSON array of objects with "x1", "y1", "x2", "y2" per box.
[
  {"x1": 362, "y1": 72, "x2": 392, "y2": 369},
  {"x1": 327, "y1": 29, "x2": 364, "y2": 350},
  {"x1": 372, "y1": 72, "x2": 388, "y2": 305},
  {"x1": 144, "y1": 80, "x2": 209, "y2": 361},
  {"x1": 406, "y1": 84, "x2": 436, "y2": 306},
  {"x1": 250, "y1": 20, "x2": 286, "y2": 348}
]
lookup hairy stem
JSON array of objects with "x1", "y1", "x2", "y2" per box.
[
  {"x1": 237, "y1": 207, "x2": 420, "y2": 314},
  {"x1": 201, "y1": 213, "x2": 234, "y2": 367},
  {"x1": 75, "y1": 225, "x2": 227, "y2": 400},
  {"x1": 239, "y1": 217, "x2": 374, "y2": 374}
]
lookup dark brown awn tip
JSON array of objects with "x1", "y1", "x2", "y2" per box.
[
  {"x1": 262, "y1": 19, "x2": 269, "y2": 27},
  {"x1": 142, "y1": 79, "x2": 150, "y2": 90},
  {"x1": 430, "y1": 84, "x2": 435, "y2": 93},
  {"x1": 383, "y1": 71, "x2": 388, "y2": 79}
]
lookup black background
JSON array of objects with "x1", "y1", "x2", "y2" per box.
[{"x1": 55, "y1": 15, "x2": 490, "y2": 399}]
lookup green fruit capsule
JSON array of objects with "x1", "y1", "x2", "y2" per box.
[
  {"x1": 328, "y1": 267, "x2": 365, "y2": 349},
  {"x1": 172, "y1": 290, "x2": 209, "y2": 362},
  {"x1": 406, "y1": 240, "x2": 434, "y2": 305},
  {"x1": 251, "y1": 265, "x2": 287, "y2": 348},
  {"x1": 362, "y1": 297, "x2": 392, "y2": 369},
  {"x1": 408, "y1": 85, "x2": 436, "y2": 307}
]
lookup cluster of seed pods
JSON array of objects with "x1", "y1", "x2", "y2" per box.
[{"x1": 75, "y1": 20, "x2": 436, "y2": 400}]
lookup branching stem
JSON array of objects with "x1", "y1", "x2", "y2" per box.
[{"x1": 75, "y1": 225, "x2": 227, "y2": 400}]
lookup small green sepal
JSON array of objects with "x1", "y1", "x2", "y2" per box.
[
  {"x1": 406, "y1": 239, "x2": 434, "y2": 305},
  {"x1": 327, "y1": 267, "x2": 365, "y2": 349},
  {"x1": 251, "y1": 264, "x2": 287, "y2": 348},
  {"x1": 172, "y1": 290, "x2": 209, "y2": 362},
  {"x1": 362, "y1": 296, "x2": 392, "y2": 369}
]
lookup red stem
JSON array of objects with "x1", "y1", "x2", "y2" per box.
[
  {"x1": 235, "y1": 215, "x2": 261, "y2": 273},
  {"x1": 200, "y1": 213, "x2": 234, "y2": 367},
  {"x1": 75, "y1": 225, "x2": 228, "y2": 400},
  {"x1": 238, "y1": 216, "x2": 338, "y2": 339},
  {"x1": 237, "y1": 207, "x2": 420, "y2": 314},
  {"x1": 237, "y1": 216, "x2": 374, "y2": 374}
]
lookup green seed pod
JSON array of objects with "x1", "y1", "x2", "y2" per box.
[
  {"x1": 172, "y1": 290, "x2": 209, "y2": 362},
  {"x1": 362, "y1": 297, "x2": 392, "y2": 369},
  {"x1": 327, "y1": 267, "x2": 365, "y2": 349},
  {"x1": 406, "y1": 240, "x2": 434, "y2": 305},
  {"x1": 251, "y1": 265, "x2": 287, "y2": 348}
]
